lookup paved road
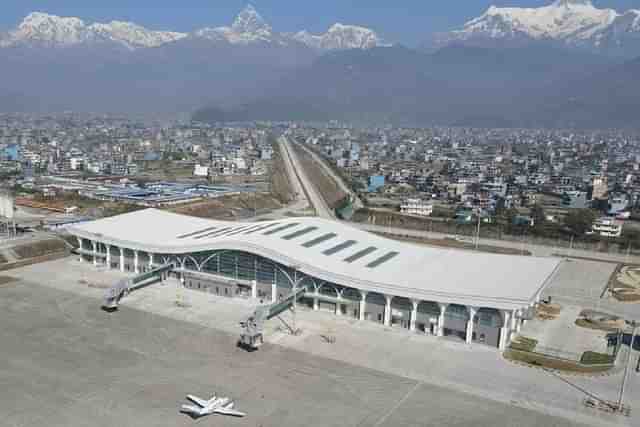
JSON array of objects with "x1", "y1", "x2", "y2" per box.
[
  {"x1": 276, "y1": 135, "x2": 310, "y2": 212},
  {"x1": 295, "y1": 142, "x2": 364, "y2": 211},
  {"x1": 280, "y1": 135, "x2": 334, "y2": 219},
  {"x1": 0, "y1": 279, "x2": 596, "y2": 427},
  {"x1": 354, "y1": 222, "x2": 640, "y2": 265}
]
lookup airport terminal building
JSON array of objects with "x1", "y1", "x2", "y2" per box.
[{"x1": 68, "y1": 209, "x2": 562, "y2": 350}]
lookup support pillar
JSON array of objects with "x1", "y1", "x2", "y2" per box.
[
  {"x1": 499, "y1": 310, "x2": 512, "y2": 351},
  {"x1": 149, "y1": 253, "x2": 154, "y2": 269},
  {"x1": 91, "y1": 241, "x2": 98, "y2": 266},
  {"x1": 105, "y1": 245, "x2": 111, "y2": 269},
  {"x1": 516, "y1": 309, "x2": 523, "y2": 333},
  {"x1": 359, "y1": 291, "x2": 367, "y2": 321},
  {"x1": 77, "y1": 237, "x2": 83, "y2": 262},
  {"x1": 271, "y1": 283, "x2": 277, "y2": 303},
  {"x1": 510, "y1": 309, "x2": 519, "y2": 340},
  {"x1": 466, "y1": 306, "x2": 478, "y2": 344},
  {"x1": 384, "y1": 295, "x2": 392, "y2": 326},
  {"x1": 410, "y1": 299, "x2": 419, "y2": 332},
  {"x1": 437, "y1": 303, "x2": 449, "y2": 337},
  {"x1": 313, "y1": 293, "x2": 319, "y2": 311},
  {"x1": 119, "y1": 247, "x2": 124, "y2": 273},
  {"x1": 251, "y1": 280, "x2": 257, "y2": 299},
  {"x1": 133, "y1": 250, "x2": 139, "y2": 274}
]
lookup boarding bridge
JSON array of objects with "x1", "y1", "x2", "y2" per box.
[
  {"x1": 102, "y1": 263, "x2": 174, "y2": 311},
  {"x1": 239, "y1": 286, "x2": 307, "y2": 351}
]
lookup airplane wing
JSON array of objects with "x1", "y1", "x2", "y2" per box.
[
  {"x1": 213, "y1": 407, "x2": 246, "y2": 417},
  {"x1": 186, "y1": 395, "x2": 209, "y2": 407},
  {"x1": 181, "y1": 404, "x2": 205, "y2": 416}
]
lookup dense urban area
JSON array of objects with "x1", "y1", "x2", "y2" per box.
[
  {"x1": 3, "y1": 113, "x2": 640, "y2": 252},
  {"x1": 2, "y1": 115, "x2": 640, "y2": 426}
]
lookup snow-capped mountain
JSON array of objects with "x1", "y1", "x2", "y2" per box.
[
  {"x1": 436, "y1": 0, "x2": 640, "y2": 56},
  {"x1": 293, "y1": 23, "x2": 388, "y2": 50},
  {"x1": 0, "y1": 12, "x2": 187, "y2": 49},
  {"x1": 190, "y1": 5, "x2": 387, "y2": 50},
  {"x1": 192, "y1": 4, "x2": 278, "y2": 45},
  {"x1": 0, "y1": 5, "x2": 386, "y2": 51}
]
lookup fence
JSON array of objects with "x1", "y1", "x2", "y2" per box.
[
  {"x1": 356, "y1": 210, "x2": 640, "y2": 257},
  {"x1": 508, "y1": 331, "x2": 622, "y2": 371}
]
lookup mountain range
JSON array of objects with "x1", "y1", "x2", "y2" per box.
[
  {"x1": 194, "y1": 44, "x2": 640, "y2": 128},
  {"x1": 432, "y1": 0, "x2": 640, "y2": 57},
  {"x1": 0, "y1": 2, "x2": 639, "y2": 129},
  {"x1": 0, "y1": 5, "x2": 387, "y2": 51}
]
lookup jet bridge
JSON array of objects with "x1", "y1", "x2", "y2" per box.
[
  {"x1": 102, "y1": 263, "x2": 174, "y2": 311},
  {"x1": 239, "y1": 286, "x2": 307, "y2": 351}
]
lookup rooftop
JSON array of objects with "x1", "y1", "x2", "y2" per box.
[{"x1": 69, "y1": 208, "x2": 562, "y2": 310}]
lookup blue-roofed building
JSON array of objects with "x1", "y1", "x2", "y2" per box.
[
  {"x1": 3, "y1": 144, "x2": 19, "y2": 161},
  {"x1": 367, "y1": 175, "x2": 385, "y2": 193}
]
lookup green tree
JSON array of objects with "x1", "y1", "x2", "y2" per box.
[{"x1": 564, "y1": 209, "x2": 597, "y2": 236}]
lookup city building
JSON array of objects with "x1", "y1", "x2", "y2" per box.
[
  {"x1": 590, "y1": 217, "x2": 623, "y2": 238},
  {"x1": 400, "y1": 199, "x2": 433, "y2": 217},
  {"x1": 561, "y1": 191, "x2": 588, "y2": 209},
  {"x1": 68, "y1": 209, "x2": 561, "y2": 350},
  {"x1": 367, "y1": 175, "x2": 385, "y2": 192}
]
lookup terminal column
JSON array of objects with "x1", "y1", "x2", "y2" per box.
[
  {"x1": 410, "y1": 299, "x2": 419, "y2": 332},
  {"x1": 105, "y1": 245, "x2": 111, "y2": 269},
  {"x1": 359, "y1": 291, "x2": 367, "y2": 321},
  {"x1": 133, "y1": 250, "x2": 139, "y2": 274},
  {"x1": 515, "y1": 309, "x2": 523, "y2": 333},
  {"x1": 437, "y1": 303, "x2": 449, "y2": 337},
  {"x1": 313, "y1": 291, "x2": 319, "y2": 311},
  {"x1": 77, "y1": 237, "x2": 83, "y2": 262},
  {"x1": 148, "y1": 253, "x2": 154, "y2": 269},
  {"x1": 510, "y1": 309, "x2": 518, "y2": 341},
  {"x1": 271, "y1": 282, "x2": 277, "y2": 303},
  {"x1": 499, "y1": 310, "x2": 511, "y2": 351},
  {"x1": 384, "y1": 295, "x2": 392, "y2": 326},
  {"x1": 251, "y1": 280, "x2": 257, "y2": 299},
  {"x1": 91, "y1": 241, "x2": 98, "y2": 266},
  {"x1": 466, "y1": 306, "x2": 478, "y2": 344},
  {"x1": 119, "y1": 247, "x2": 125, "y2": 273}
]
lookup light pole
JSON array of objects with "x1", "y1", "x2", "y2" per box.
[
  {"x1": 618, "y1": 321, "x2": 636, "y2": 412},
  {"x1": 625, "y1": 243, "x2": 631, "y2": 265},
  {"x1": 568, "y1": 234, "x2": 574, "y2": 259},
  {"x1": 475, "y1": 208, "x2": 481, "y2": 251}
]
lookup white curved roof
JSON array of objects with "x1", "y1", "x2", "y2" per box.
[{"x1": 68, "y1": 208, "x2": 562, "y2": 311}]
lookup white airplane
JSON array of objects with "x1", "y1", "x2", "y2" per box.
[{"x1": 180, "y1": 394, "x2": 246, "y2": 418}]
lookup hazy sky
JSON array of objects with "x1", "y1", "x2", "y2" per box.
[{"x1": 1, "y1": 1, "x2": 638, "y2": 46}]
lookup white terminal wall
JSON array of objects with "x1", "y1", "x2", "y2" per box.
[{"x1": 69, "y1": 209, "x2": 561, "y2": 311}]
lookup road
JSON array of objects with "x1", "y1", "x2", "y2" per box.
[
  {"x1": 279, "y1": 135, "x2": 334, "y2": 219},
  {"x1": 295, "y1": 142, "x2": 364, "y2": 211},
  {"x1": 353, "y1": 222, "x2": 640, "y2": 265}
]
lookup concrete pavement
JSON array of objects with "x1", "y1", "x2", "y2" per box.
[
  {"x1": 4, "y1": 258, "x2": 638, "y2": 427},
  {"x1": 295, "y1": 142, "x2": 364, "y2": 211},
  {"x1": 279, "y1": 136, "x2": 334, "y2": 220}
]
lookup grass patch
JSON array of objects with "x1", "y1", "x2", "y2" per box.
[
  {"x1": 509, "y1": 336, "x2": 538, "y2": 352},
  {"x1": 0, "y1": 276, "x2": 16, "y2": 285},
  {"x1": 612, "y1": 290, "x2": 640, "y2": 302},
  {"x1": 580, "y1": 351, "x2": 615, "y2": 365},
  {"x1": 13, "y1": 240, "x2": 67, "y2": 259},
  {"x1": 575, "y1": 319, "x2": 621, "y2": 332},
  {"x1": 504, "y1": 350, "x2": 613, "y2": 373}
]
